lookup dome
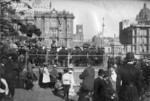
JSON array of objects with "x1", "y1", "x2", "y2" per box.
[{"x1": 139, "y1": 3, "x2": 150, "y2": 19}]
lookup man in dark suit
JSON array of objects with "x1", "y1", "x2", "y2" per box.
[
  {"x1": 78, "y1": 59, "x2": 95, "y2": 101},
  {"x1": 50, "y1": 65, "x2": 58, "y2": 88},
  {"x1": 5, "y1": 54, "x2": 19, "y2": 101},
  {"x1": 93, "y1": 69, "x2": 105, "y2": 101},
  {"x1": 58, "y1": 46, "x2": 68, "y2": 67}
]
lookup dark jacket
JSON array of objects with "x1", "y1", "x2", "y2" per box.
[
  {"x1": 79, "y1": 66, "x2": 95, "y2": 91},
  {"x1": 93, "y1": 77, "x2": 106, "y2": 101},
  {"x1": 5, "y1": 60, "x2": 19, "y2": 84},
  {"x1": 141, "y1": 63, "x2": 150, "y2": 92},
  {"x1": 105, "y1": 77, "x2": 118, "y2": 101},
  {"x1": 50, "y1": 69, "x2": 58, "y2": 83},
  {"x1": 116, "y1": 62, "x2": 143, "y2": 101}
]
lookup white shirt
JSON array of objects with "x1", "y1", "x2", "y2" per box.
[{"x1": 62, "y1": 73, "x2": 72, "y2": 85}]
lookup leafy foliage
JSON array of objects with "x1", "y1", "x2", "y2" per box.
[
  {"x1": 19, "y1": 23, "x2": 41, "y2": 37},
  {"x1": 0, "y1": 0, "x2": 41, "y2": 40}
]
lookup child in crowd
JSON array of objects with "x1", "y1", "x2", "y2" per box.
[
  {"x1": 62, "y1": 68, "x2": 72, "y2": 101},
  {"x1": 24, "y1": 72, "x2": 34, "y2": 91},
  {"x1": 68, "y1": 64, "x2": 76, "y2": 96},
  {"x1": 53, "y1": 72, "x2": 63, "y2": 96}
]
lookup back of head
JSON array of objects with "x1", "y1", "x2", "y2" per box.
[
  {"x1": 125, "y1": 52, "x2": 135, "y2": 62},
  {"x1": 104, "y1": 70, "x2": 111, "y2": 78},
  {"x1": 98, "y1": 69, "x2": 105, "y2": 76},
  {"x1": 63, "y1": 68, "x2": 69, "y2": 73}
]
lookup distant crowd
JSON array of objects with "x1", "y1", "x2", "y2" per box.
[{"x1": 18, "y1": 43, "x2": 105, "y2": 67}]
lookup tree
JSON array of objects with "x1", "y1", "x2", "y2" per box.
[
  {"x1": 0, "y1": 0, "x2": 41, "y2": 60},
  {"x1": 20, "y1": 23, "x2": 41, "y2": 37},
  {"x1": 0, "y1": 0, "x2": 41, "y2": 43}
]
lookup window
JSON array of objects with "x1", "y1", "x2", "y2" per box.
[
  {"x1": 136, "y1": 28, "x2": 140, "y2": 36},
  {"x1": 132, "y1": 38, "x2": 135, "y2": 44}
]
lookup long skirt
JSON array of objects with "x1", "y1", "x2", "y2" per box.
[{"x1": 118, "y1": 85, "x2": 139, "y2": 101}]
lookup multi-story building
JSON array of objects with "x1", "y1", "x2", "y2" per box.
[
  {"x1": 72, "y1": 25, "x2": 84, "y2": 48},
  {"x1": 12, "y1": 0, "x2": 75, "y2": 49},
  {"x1": 119, "y1": 3, "x2": 150, "y2": 57},
  {"x1": 34, "y1": 9, "x2": 75, "y2": 49}
]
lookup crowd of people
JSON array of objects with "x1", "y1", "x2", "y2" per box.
[
  {"x1": 77, "y1": 52, "x2": 150, "y2": 101},
  {"x1": 19, "y1": 43, "x2": 105, "y2": 67},
  {"x1": 0, "y1": 48, "x2": 150, "y2": 101}
]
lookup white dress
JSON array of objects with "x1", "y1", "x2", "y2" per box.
[
  {"x1": 68, "y1": 70, "x2": 76, "y2": 96},
  {"x1": 42, "y1": 67, "x2": 50, "y2": 83}
]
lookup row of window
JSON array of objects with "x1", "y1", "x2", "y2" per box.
[
  {"x1": 132, "y1": 46, "x2": 148, "y2": 53},
  {"x1": 133, "y1": 29, "x2": 148, "y2": 36},
  {"x1": 132, "y1": 37, "x2": 148, "y2": 44}
]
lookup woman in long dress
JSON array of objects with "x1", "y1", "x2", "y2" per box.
[
  {"x1": 42, "y1": 64, "x2": 50, "y2": 88},
  {"x1": 116, "y1": 52, "x2": 143, "y2": 101}
]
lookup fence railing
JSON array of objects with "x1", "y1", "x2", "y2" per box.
[
  {"x1": 24, "y1": 52, "x2": 150, "y2": 68},
  {"x1": 25, "y1": 52, "x2": 106, "y2": 67}
]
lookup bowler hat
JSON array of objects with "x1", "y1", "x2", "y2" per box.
[
  {"x1": 98, "y1": 69, "x2": 105, "y2": 76},
  {"x1": 125, "y1": 52, "x2": 135, "y2": 62}
]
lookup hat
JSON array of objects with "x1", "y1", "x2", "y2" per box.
[
  {"x1": 98, "y1": 69, "x2": 105, "y2": 76},
  {"x1": 125, "y1": 52, "x2": 135, "y2": 62},
  {"x1": 68, "y1": 64, "x2": 74, "y2": 68},
  {"x1": 53, "y1": 64, "x2": 57, "y2": 68}
]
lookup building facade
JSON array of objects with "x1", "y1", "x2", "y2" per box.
[
  {"x1": 119, "y1": 3, "x2": 150, "y2": 57},
  {"x1": 34, "y1": 9, "x2": 75, "y2": 49},
  {"x1": 13, "y1": 0, "x2": 75, "y2": 49}
]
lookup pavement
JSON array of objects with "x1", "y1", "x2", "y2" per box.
[
  {"x1": 14, "y1": 84, "x2": 79, "y2": 101},
  {"x1": 14, "y1": 67, "x2": 99, "y2": 101},
  {"x1": 14, "y1": 88, "x2": 66, "y2": 101},
  {"x1": 14, "y1": 60, "x2": 108, "y2": 101}
]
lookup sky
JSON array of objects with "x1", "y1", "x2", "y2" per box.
[{"x1": 24, "y1": 0, "x2": 150, "y2": 39}]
